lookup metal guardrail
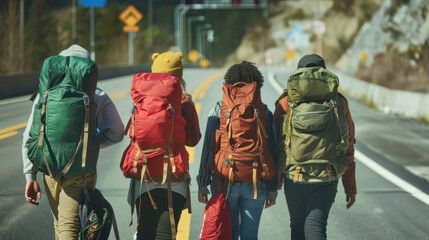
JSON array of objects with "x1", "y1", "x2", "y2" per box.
[
  {"x1": 0, "y1": 64, "x2": 150, "y2": 100},
  {"x1": 335, "y1": 71, "x2": 429, "y2": 119}
]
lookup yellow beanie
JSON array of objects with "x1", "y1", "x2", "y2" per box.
[{"x1": 151, "y1": 51, "x2": 183, "y2": 78}]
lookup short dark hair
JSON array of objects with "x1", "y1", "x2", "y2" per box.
[{"x1": 224, "y1": 61, "x2": 264, "y2": 88}]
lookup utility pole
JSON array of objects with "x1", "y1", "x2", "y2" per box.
[
  {"x1": 149, "y1": 0, "x2": 153, "y2": 55},
  {"x1": 129, "y1": 32, "x2": 136, "y2": 65},
  {"x1": 196, "y1": 23, "x2": 211, "y2": 57},
  {"x1": 186, "y1": 15, "x2": 205, "y2": 57},
  {"x1": 79, "y1": 0, "x2": 108, "y2": 61},
  {"x1": 19, "y1": 0, "x2": 24, "y2": 71},
  {"x1": 90, "y1": 7, "x2": 95, "y2": 61},
  {"x1": 72, "y1": 0, "x2": 77, "y2": 43}
]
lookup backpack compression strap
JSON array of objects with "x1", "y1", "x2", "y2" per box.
[
  {"x1": 123, "y1": 104, "x2": 136, "y2": 136},
  {"x1": 332, "y1": 99, "x2": 345, "y2": 144},
  {"x1": 284, "y1": 102, "x2": 296, "y2": 149},
  {"x1": 37, "y1": 91, "x2": 53, "y2": 177},
  {"x1": 81, "y1": 93, "x2": 90, "y2": 168},
  {"x1": 123, "y1": 97, "x2": 143, "y2": 137},
  {"x1": 167, "y1": 165, "x2": 177, "y2": 240}
]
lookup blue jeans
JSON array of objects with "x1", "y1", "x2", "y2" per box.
[{"x1": 212, "y1": 180, "x2": 267, "y2": 240}]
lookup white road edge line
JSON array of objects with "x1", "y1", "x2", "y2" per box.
[
  {"x1": 0, "y1": 94, "x2": 31, "y2": 106},
  {"x1": 268, "y1": 72, "x2": 284, "y2": 93},
  {"x1": 268, "y1": 71, "x2": 429, "y2": 206},
  {"x1": 355, "y1": 150, "x2": 429, "y2": 205}
]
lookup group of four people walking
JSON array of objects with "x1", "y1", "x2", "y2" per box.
[{"x1": 23, "y1": 44, "x2": 356, "y2": 240}]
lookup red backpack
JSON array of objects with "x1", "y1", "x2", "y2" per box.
[
  {"x1": 199, "y1": 192, "x2": 232, "y2": 240},
  {"x1": 120, "y1": 73, "x2": 187, "y2": 180},
  {"x1": 213, "y1": 82, "x2": 276, "y2": 199}
]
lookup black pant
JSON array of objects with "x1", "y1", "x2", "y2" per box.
[
  {"x1": 284, "y1": 178, "x2": 338, "y2": 240},
  {"x1": 136, "y1": 189, "x2": 187, "y2": 240}
]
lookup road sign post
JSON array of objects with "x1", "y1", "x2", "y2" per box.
[
  {"x1": 119, "y1": 5, "x2": 143, "y2": 66},
  {"x1": 90, "y1": 7, "x2": 95, "y2": 61},
  {"x1": 80, "y1": 0, "x2": 108, "y2": 61}
]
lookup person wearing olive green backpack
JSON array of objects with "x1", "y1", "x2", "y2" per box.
[
  {"x1": 274, "y1": 54, "x2": 356, "y2": 240},
  {"x1": 22, "y1": 45, "x2": 124, "y2": 239}
]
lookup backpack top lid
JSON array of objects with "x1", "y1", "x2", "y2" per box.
[
  {"x1": 39, "y1": 55, "x2": 97, "y2": 99},
  {"x1": 222, "y1": 81, "x2": 259, "y2": 103},
  {"x1": 287, "y1": 67, "x2": 339, "y2": 104},
  {"x1": 130, "y1": 72, "x2": 181, "y2": 102}
]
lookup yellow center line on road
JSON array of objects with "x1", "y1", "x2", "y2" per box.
[
  {"x1": 110, "y1": 90, "x2": 130, "y2": 100},
  {"x1": 0, "y1": 131, "x2": 20, "y2": 140},
  {"x1": 177, "y1": 71, "x2": 224, "y2": 240},
  {"x1": 192, "y1": 71, "x2": 226, "y2": 101},
  {"x1": 0, "y1": 122, "x2": 27, "y2": 135},
  {"x1": 0, "y1": 122, "x2": 28, "y2": 140}
]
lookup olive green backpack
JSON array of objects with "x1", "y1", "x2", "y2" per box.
[
  {"x1": 27, "y1": 55, "x2": 100, "y2": 177},
  {"x1": 278, "y1": 67, "x2": 349, "y2": 183}
]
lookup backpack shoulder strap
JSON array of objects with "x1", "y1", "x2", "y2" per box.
[
  {"x1": 215, "y1": 101, "x2": 222, "y2": 116},
  {"x1": 275, "y1": 90, "x2": 288, "y2": 107},
  {"x1": 29, "y1": 90, "x2": 39, "y2": 101}
]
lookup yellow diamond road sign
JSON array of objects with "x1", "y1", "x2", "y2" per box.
[
  {"x1": 187, "y1": 49, "x2": 200, "y2": 63},
  {"x1": 200, "y1": 58, "x2": 210, "y2": 68},
  {"x1": 120, "y1": 5, "x2": 143, "y2": 33}
]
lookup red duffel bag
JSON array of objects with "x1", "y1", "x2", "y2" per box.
[{"x1": 200, "y1": 192, "x2": 232, "y2": 240}]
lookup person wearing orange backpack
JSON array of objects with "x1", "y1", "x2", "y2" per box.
[
  {"x1": 274, "y1": 54, "x2": 356, "y2": 240},
  {"x1": 197, "y1": 61, "x2": 278, "y2": 240},
  {"x1": 121, "y1": 51, "x2": 201, "y2": 240}
]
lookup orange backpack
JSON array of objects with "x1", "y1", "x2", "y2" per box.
[{"x1": 213, "y1": 82, "x2": 276, "y2": 199}]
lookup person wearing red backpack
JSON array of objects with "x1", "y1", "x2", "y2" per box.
[
  {"x1": 197, "y1": 61, "x2": 278, "y2": 240},
  {"x1": 123, "y1": 51, "x2": 201, "y2": 240}
]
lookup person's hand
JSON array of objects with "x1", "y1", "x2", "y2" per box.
[
  {"x1": 265, "y1": 197, "x2": 276, "y2": 209},
  {"x1": 198, "y1": 192, "x2": 209, "y2": 204},
  {"x1": 25, "y1": 180, "x2": 41, "y2": 206},
  {"x1": 346, "y1": 192, "x2": 356, "y2": 209}
]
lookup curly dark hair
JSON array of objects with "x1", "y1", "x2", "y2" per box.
[{"x1": 224, "y1": 61, "x2": 264, "y2": 88}]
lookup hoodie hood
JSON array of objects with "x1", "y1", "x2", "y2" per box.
[{"x1": 59, "y1": 44, "x2": 91, "y2": 59}]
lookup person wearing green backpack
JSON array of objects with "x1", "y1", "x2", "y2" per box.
[
  {"x1": 274, "y1": 54, "x2": 356, "y2": 240},
  {"x1": 22, "y1": 45, "x2": 124, "y2": 239}
]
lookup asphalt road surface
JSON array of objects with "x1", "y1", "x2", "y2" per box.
[{"x1": 1, "y1": 67, "x2": 428, "y2": 240}]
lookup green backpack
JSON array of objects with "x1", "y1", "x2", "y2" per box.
[
  {"x1": 27, "y1": 55, "x2": 100, "y2": 177},
  {"x1": 278, "y1": 67, "x2": 349, "y2": 183}
]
